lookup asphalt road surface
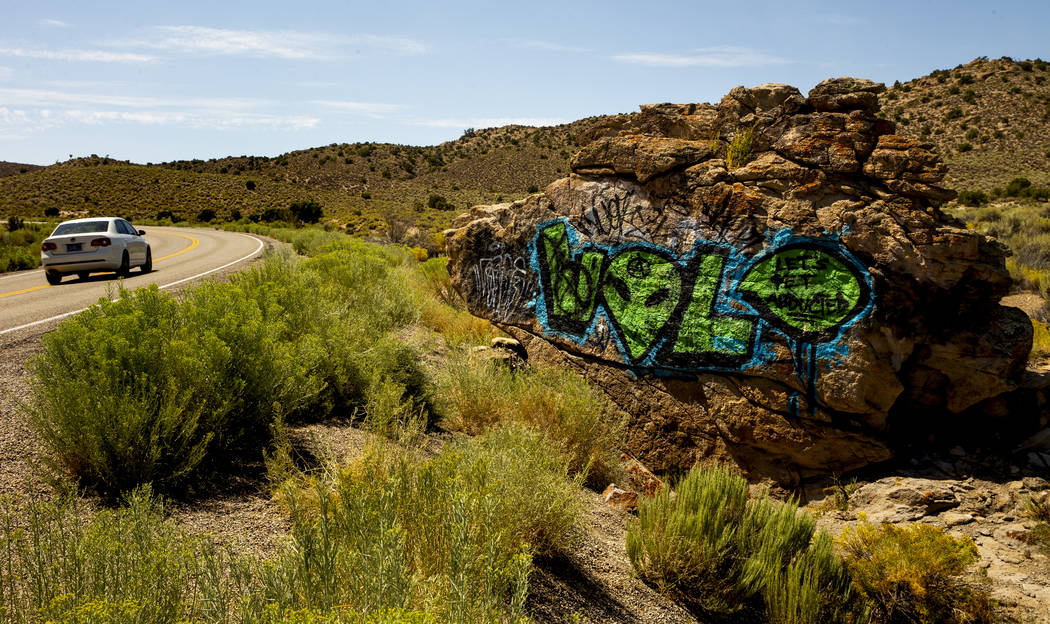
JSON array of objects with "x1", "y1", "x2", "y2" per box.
[{"x1": 0, "y1": 226, "x2": 264, "y2": 336}]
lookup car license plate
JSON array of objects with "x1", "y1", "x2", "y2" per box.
[{"x1": 66, "y1": 243, "x2": 82, "y2": 252}]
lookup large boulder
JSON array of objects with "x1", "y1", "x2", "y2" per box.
[{"x1": 445, "y1": 79, "x2": 1033, "y2": 486}]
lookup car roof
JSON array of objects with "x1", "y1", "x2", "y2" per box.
[{"x1": 55, "y1": 217, "x2": 125, "y2": 224}]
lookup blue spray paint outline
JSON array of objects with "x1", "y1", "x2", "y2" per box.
[{"x1": 528, "y1": 219, "x2": 874, "y2": 388}]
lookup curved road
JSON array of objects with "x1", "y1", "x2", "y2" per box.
[{"x1": 0, "y1": 226, "x2": 264, "y2": 336}]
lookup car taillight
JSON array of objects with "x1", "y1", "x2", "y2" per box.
[
  {"x1": 41, "y1": 241, "x2": 57, "y2": 252},
  {"x1": 90, "y1": 237, "x2": 111, "y2": 247}
]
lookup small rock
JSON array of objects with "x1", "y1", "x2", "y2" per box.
[
  {"x1": 491, "y1": 336, "x2": 527, "y2": 359},
  {"x1": 621, "y1": 454, "x2": 664, "y2": 496},
  {"x1": 602, "y1": 484, "x2": 638, "y2": 512},
  {"x1": 940, "y1": 511, "x2": 974, "y2": 527},
  {"x1": 949, "y1": 445, "x2": 967, "y2": 457},
  {"x1": 1023, "y1": 476, "x2": 1049, "y2": 491}
]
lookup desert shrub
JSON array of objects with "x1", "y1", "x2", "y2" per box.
[
  {"x1": 0, "y1": 220, "x2": 52, "y2": 273},
  {"x1": 195, "y1": 208, "x2": 217, "y2": 222},
  {"x1": 262, "y1": 207, "x2": 293, "y2": 223},
  {"x1": 25, "y1": 287, "x2": 237, "y2": 493},
  {"x1": 44, "y1": 206, "x2": 60, "y2": 217},
  {"x1": 626, "y1": 465, "x2": 853, "y2": 622},
  {"x1": 945, "y1": 108, "x2": 963, "y2": 121},
  {"x1": 957, "y1": 142, "x2": 973, "y2": 152},
  {"x1": 726, "y1": 122, "x2": 758, "y2": 170},
  {"x1": 290, "y1": 200, "x2": 323, "y2": 224},
  {"x1": 438, "y1": 353, "x2": 625, "y2": 488},
  {"x1": 0, "y1": 245, "x2": 37, "y2": 272},
  {"x1": 839, "y1": 522, "x2": 993, "y2": 624},
  {"x1": 0, "y1": 488, "x2": 240, "y2": 623},
  {"x1": 1006, "y1": 176, "x2": 1032, "y2": 196},
  {"x1": 426, "y1": 194, "x2": 454, "y2": 211},
  {"x1": 957, "y1": 190, "x2": 988, "y2": 206},
  {"x1": 268, "y1": 425, "x2": 579, "y2": 622},
  {"x1": 25, "y1": 246, "x2": 430, "y2": 495}
]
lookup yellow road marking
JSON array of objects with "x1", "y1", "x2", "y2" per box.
[
  {"x1": 0, "y1": 230, "x2": 200, "y2": 300},
  {"x1": 0, "y1": 284, "x2": 49, "y2": 299},
  {"x1": 150, "y1": 231, "x2": 199, "y2": 262}
]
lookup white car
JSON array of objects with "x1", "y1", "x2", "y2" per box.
[{"x1": 40, "y1": 217, "x2": 152, "y2": 285}]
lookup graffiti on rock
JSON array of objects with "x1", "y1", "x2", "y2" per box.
[
  {"x1": 577, "y1": 189, "x2": 689, "y2": 242},
  {"x1": 531, "y1": 219, "x2": 873, "y2": 384},
  {"x1": 471, "y1": 246, "x2": 535, "y2": 322}
]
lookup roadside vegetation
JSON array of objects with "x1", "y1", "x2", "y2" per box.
[
  {"x1": 6, "y1": 224, "x2": 1008, "y2": 621},
  {"x1": 0, "y1": 217, "x2": 54, "y2": 273}
]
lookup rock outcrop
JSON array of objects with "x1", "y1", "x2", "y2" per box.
[{"x1": 445, "y1": 78, "x2": 1034, "y2": 486}]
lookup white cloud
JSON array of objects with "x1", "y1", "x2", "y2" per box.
[
  {"x1": 612, "y1": 46, "x2": 790, "y2": 68},
  {"x1": 0, "y1": 88, "x2": 264, "y2": 111},
  {"x1": 0, "y1": 87, "x2": 317, "y2": 137},
  {"x1": 313, "y1": 100, "x2": 405, "y2": 118},
  {"x1": 113, "y1": 26, "x2": 426, "y2": 60},
  {"x1": 39, "y1": 19, "x2": 70, "y2": 27},
  {"x1": 408, "y1": 117, "x2": 567, "y2": 129},
  {"x1": 0, "y1": 66, "x2": 12, "y2": 80},
  {"x1": 514, "y1": 39, "x2": 587, "y2": 54},
  {"x1": 61, "y1": 109, "x2": 318, "y2": 129},
  {"x1": 345, "y1": 34, "x2": 426, "y2": 55},
  {"x1": 0, "y1": 47, "x2": 154, "y2": 63}
]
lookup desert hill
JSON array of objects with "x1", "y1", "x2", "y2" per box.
[
  {"x1": 1, "y1": 56, "x2": 1048, "y2": 238},
  {"x1": 879, "y1": 56, "x2": 1050, "y2": 192},
  {"x1": 0, "y1": 161, "x2": 43, "y2": 178}
]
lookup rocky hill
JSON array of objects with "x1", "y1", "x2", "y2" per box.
[
  {"x1": 1, "y1": 57, "x2": 1047, "y2": 238},
  {"x1": 879, "y1": 56, "x2": 1050, "y2": 192}
]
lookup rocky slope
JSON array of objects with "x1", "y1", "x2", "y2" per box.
[{"x1": 445, "y1": 78, "x2": 1041, "y2": 487}]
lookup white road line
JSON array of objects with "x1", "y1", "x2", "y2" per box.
[
  {"x1": 0, "y1": 234, "x2": 264, "y2": 336},
  {"x1": 0, "y1": 269, "x2": 42, "y2": 282}
]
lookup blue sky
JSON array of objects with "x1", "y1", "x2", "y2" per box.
[{"x1": 1, "y1": 0, "x2": 1046, "y2": 165}]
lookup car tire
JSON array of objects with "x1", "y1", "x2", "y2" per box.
[
  {"x1": 140, "y1": 247, "x2": 152, "y2": 274},
  {"x1": 117, "y1": 251, "x2": 130, "y2": 277},
  {"x1": 45, "y1": 271, "x2": 62, "y2": 285}
]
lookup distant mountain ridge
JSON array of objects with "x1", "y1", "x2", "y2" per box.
[
  {"x1": 2, "y1": 57, "x2": 1047, "y2": 236},
  {"x1": 0, "y1": 161, "x2": 44, "y2": 178}
]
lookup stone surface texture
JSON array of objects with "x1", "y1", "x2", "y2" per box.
[{"x1": 445, "y1": 79, "x2": 1035, "y2": 485}]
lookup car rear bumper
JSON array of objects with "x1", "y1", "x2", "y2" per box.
[{"x1": 41, "y1": 249, "x2": 121, "y2": 272}]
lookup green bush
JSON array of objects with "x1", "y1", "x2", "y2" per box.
[
  {"x1": 957, "y1": 190, "x2": 988, "y2": 207},
  {"x1": 1006, "y1": 177, "x2": 1032, "y2": 196},
  {"x1": 0, "y1": 488, "x2": 240, "y2": 624},
  {"x1": 626, "y1": 465, "x2": 853, "y2": 622},
  {"x1": 0, "y1": 245, "x2": 38, "y2": 272},
  {"x1": 24, "y1": 246, "x2": 429, "y2": 495},
  {"x1": 839, "y1": 522, "x2": 993, "y2": 624},
  {"x1": 438, "y1": 353, "x2": 625, "y2": 488},
  {"x1": 0, "y1": 220, "x2": 51, "y2": 273},
  {"x1": 0, "y1": 424, "x2": 578, "y2": 624},
  {"x1": 261, "y1": 207, "x2": 293, "y2": 223},
  {"x1": 195, "y1": 208, "x2": 217, "y2": 222},
  {"x1": 290, "y1": 200, "x2": 324, "y2": 224},
  {"x1": 269, "y1": 425, "x2": 580, "y2": 622},
  {"x1": 426, "y1": 194, "x2": 454, "y2": 211}
]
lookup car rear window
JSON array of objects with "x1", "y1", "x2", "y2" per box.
[{"x1": 53, "y1": 221, "x2": 110, "y2": 236}]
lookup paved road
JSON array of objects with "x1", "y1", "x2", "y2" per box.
[{"x1": 0, "y1": 226, "x2": 264, "y2": 336}]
